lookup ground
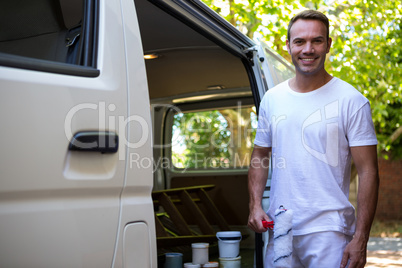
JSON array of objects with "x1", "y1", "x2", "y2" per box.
[
  {"x1": 367, "y1": 220, "x2": 402, "y2": 267},
  {"x1": 367, "y1": 251, "x2": 402, "y2": 268}
]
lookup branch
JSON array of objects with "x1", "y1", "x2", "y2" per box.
[{"x1": 389, "y1": 126, "x2": 402, "y2": 143}]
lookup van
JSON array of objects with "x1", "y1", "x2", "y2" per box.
[{"x1": 0, "y1": 0, "x2": 294, "y2": 267}]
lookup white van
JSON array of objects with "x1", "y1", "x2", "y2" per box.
[{"x1": 0, "y1": 0, "x2": 294, "y2": 267}]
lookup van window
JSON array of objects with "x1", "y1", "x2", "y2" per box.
[
  {"x1": 172, "y1": 105, "x2": 257, "y2": 170},
  {"x1": 0, "y1": 0, "x2": 99, "y2": 77},
  {"x1": 261, "y1": 45, "x2": 294, "y2": 83}
]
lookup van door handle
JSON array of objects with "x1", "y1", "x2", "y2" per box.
[{"x1": 68, "y1": 131, "x2": 118, "y2": 153}]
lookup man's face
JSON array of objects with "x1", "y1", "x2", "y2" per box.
[{"x1": 286, "y1": 19, "x2": 332, "y2": 76}]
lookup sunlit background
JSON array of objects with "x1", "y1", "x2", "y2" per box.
[{"x1": 201, "y1": 0, "x2": 402, "y2": 159}]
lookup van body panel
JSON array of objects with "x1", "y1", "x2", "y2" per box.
[
  {"x1": 111, "y1": 0, "x2": 157, "y2": 266},
  {"x1": 123, "y1": 222, "x2": 152, "y2": 267}
]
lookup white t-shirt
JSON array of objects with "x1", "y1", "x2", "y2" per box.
[{"x1": 254, "y1": 77, "x2": 378, "y2": 236}]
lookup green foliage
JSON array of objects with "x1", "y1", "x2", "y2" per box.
[
  {"x1": 328, "y1": 0, "x2": 402, "y2": 159},
  {"x1": 172, "y1": 110, "x2": 231, "y2": 169},
  {"x1": 172, "y1": 107, "x2": 257, "y2": 169},
  {"x1": 370, "y1": 219, "x2": 402, "y2": 237},
  {"x1": 202, "y1": 0, "x2": 402, "y2": 159}
]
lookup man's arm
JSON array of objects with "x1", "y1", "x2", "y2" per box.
[
  {"x1": 248, "y1": 145, "x2": 272, "y2": 233},
  {"x1": 340, "y1": 145, "x2": 379, "y2": 268}
]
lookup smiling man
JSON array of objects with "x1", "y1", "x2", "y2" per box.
[{"x1": 248, "y1": 10, "x2": 379, "y2": 268}]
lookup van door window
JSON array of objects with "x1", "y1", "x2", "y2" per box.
[
  {"x1": 172, "y1": 105, "x2": 257, "y2": 170},
  {"x1": 0, "y1": 0, "x2": 99, "y2": 77},
  {"x1": 259, "y1": 42, "x2": 294, "y2": 86}
]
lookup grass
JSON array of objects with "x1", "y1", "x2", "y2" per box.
[{"x1": 370, "y1": 220, "x2": 402, "y2": 238}]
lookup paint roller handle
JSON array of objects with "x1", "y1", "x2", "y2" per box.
[{"x1": 262, "y1": 220, "x2": 274, "y2": 230}]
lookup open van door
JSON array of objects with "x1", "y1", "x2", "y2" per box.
[
  {"x1": 253, "y1": 41, "x2": 295, "y2": 266},
  {"x1": 240, "y1": 40, "x2": 295, "y2": 267},
  {"x1": 257, "y1": 42, "x2": 295, "y2": 89}
]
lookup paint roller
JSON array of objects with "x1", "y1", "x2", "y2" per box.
[{"x1": 273, "y1": 206, "x2": 293, "y2": 268}]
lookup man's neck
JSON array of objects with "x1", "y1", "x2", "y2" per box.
[{"x1": 289, "y1": 71, "x2": 333, "y2": 93}]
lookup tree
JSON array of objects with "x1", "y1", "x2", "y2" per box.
[
  {"x1": 202, "y1": 0, "x2": 402, "y2": 159},
  {"x1": 172, "y1": 107, "x2": 257, "y2": 169},
  {"x1": 328, "y1": 0, "x2": 402, "y2": 159},
  {"x1": 172, "y1": 110, "x2": 231, "y2": 169}
]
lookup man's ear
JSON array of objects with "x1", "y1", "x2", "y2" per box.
[
  {"x1": 286, "y1": 40, "x2": 291, "y2": 54},
  {"x1": 326, "y1": 37, "x2": 332, "y2": 53}
]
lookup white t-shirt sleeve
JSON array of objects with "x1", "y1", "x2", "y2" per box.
[
  {"x1": 347, "y1": 102, "x2": 378, "y2": 147},
  {"x1": 254, "y1": 101, "x2": 272, "y2": 148}
]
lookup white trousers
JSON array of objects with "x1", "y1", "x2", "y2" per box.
[{"x1": 264, "y1": 231, "x2": 352, "y2": 268}]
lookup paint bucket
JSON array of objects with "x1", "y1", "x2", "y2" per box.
[
  {"x1": 164, "y1": 252, "x2": 182, "y2": 268},
  {"x1": 184, "y1": 263, "x2": 201, "y2": 268},
  {"x1": 219, "y1": 256, "x2": 241, "y2": 268},
  {"x1": 216, "y1": 231, "x2": 242, "y2": 258},
  {"x1": 192, "y1": 243, "x2": 209, "y2": 264}
]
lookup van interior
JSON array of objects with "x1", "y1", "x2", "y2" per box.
[{"x1": 134, "y1": 0, "x2": 258, "y2": 261}]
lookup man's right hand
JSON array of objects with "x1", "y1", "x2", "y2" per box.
[
  {"x1": 248, "y1": 207, "x2": 271, "y2": 233},
  {"x1": 247, "y1": 145, "x2": 271, "y2": 233}
]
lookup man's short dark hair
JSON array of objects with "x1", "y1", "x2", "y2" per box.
[{"x1": 287, "y1": 10, "x2": 330, "y2": 41}]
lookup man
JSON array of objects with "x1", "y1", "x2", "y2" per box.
[{"x1": 248, "y1": 10, "x2": 379, "y2": 268}]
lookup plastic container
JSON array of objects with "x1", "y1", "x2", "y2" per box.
[
  {"x1": 216, "y1": 231, "x2": 242, "y2": 258},
  {"x1": 202, "y1": 261, "x2": 219, "y2": 267},
  {"x1": 219, "y1": 256, "x2": 241, "y2": 268},
  {"x1": 184, "y1": 263, "x2": 201, "y2": 268},
  {"x1": 192, "y1": 243, "x2": 209, "y2": 264},
  {"x1": 164, "y1": 252, "x2": 183, "y2": 268}
]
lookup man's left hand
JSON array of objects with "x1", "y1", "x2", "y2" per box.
[{"x1": 340, "y1": 236, "x2": 368, "y2": 268}]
